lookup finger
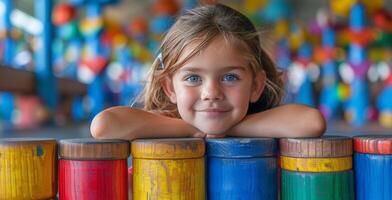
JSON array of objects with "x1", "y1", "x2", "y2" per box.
[
  {"x1": 206, "y1": 134, "x2": 226, "y2": 138},
  {"x1": 193, "y1": 132, "x2": 206, "y2": 138}
]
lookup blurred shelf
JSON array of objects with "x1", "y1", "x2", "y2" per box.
[
  {"x1": 0, "y1": 122, "x2": 92, "y2": 139},
  {"x1": 0, "y1": 66, "x2": 87, "y2": 96},
  {"x1": 326, "y1": 120, "x2": 392, "y2": 136}
]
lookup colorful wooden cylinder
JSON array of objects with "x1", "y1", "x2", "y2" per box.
[
  {"x1": 281, "y1": 169, "x2": 354, "y2": 200},
  {"x1": 206, "y1": 138, "x2": 278, "y2": 199},
  {"x1": 59, "y1": 138, "x2": 129, "y2": 200},
  {"x1": 354, "y1": 135, "x2": 392, "y2": 200},
  {"x1": 280, "y1": 136, "x2": 354, "y2": 200},
  {"x1": 0, "y1": 138, "x2": 57, "y2": 199},
  {"x1": 132, "y1": 138, "x2": 205, "y2": 200}
]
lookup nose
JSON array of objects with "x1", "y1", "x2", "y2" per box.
[{"x1": 200, "y1": 80, "x2": 224, "y2": 101}]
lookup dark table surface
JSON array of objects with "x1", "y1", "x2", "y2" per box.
[{"x1": 0, "y1": 120, "x2": 391, "y2": 139}]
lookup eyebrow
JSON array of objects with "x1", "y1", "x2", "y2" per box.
[{"x1": 179, "y1": 65, "x2": 247, "y2": 72}]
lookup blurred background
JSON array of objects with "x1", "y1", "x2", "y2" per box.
[{"x1": 0, "y1": 0, "x2": 391, "y2": 138}]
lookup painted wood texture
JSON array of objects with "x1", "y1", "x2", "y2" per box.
[
  {"x1": 131, "y1": 138, "x2": 204, "y2": 159},
  {"x1": 132, "y1": 138, "x2": 205, "y2": 200},
  {"x1": 354, "y1": 153, "x2": 392, "y2": 200},
  {"x1": 206, "y1": 138, "x2": 278, "y2": 200},
  {"x1": 133, "y1": 158, "x2": 205, "y2": 200},
  {"x1": 59, "y1": 138, "x2": 129, "y2": 160},
  {"x1": 281, "y1": 156, "x2": 352, "y2": 172},
  {"x1": 281, "y1": 169, "x2": 354, "y2": 200},
  {"x1": 206, "y1": 137, "x2": 277, "y2": 158},
  {"x1": 208, "y1": 157, "x2": 277, "y2": 199},
  {"x1": 280, "y1": 136, "x2": 352, "y2": 158},
  {"x1": 59, "y1": 160, "x2": 128, "y2": 200},
  {"x1": 0, "y1": 138, "x2": 57, "y2": 199},
  {"x1": 354, "y1": 135, "x2": 392, "y2": 154}
]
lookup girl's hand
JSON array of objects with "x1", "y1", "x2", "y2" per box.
[
  {"x1": 191, "y1": 129, "x2": 226, "y2": 138},
  {"x1": 192, "y1": 131, "x2": 207, "y2": 138},
  {"x1": 206, "y1": 133, "x2": 226, "y2": 138}
]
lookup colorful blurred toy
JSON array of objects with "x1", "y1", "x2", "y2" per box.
[
  {"x1": 361, "y1": 0, "x2": 385, "y2": 15},
  {"x1": 370, "y1": 8, "x2": 392, "y2": 127},
  {"x1": 13, "y1": 31, "x2": 34, "y2": 70},
  {"x1": 318, "y1": 26, "x2": 341, "y2": 120},
  {"x1": 344, "y1": 3, "x2": 372, "y2": 127},
  {"x1": 330, "y1": 0, "x2": 384, "y2": 17},
  {"x1": 52, "y1": 3, "x2": 82, "y2": 78},
  {"x1": 0, "y1": 0, "x2": 14, "y2": 65},
  {"x1": 0, "y1": 0, "x2": 16, "y2": 129},
  {"x1": 372, "y1": 9, "x2": 392, "y2": 47},
  {"x1": 14, "y1": 96, "x2": 49, "y2": 129},
  {"x1": 53, "y1": 2, "x2": 91, "y2": 121},
  {"x1": 258, "y1": 0, "x2": 291, "y2": 23},
  {"x1": 330, "y1": 0, "x2": 356, "y2": 17},
  {"x1": 243, "y1": 0, "x2": 267, "y2": 15},
  {"x1": 127, "y1": 17, "x2": 149, "y2": 45},
  {"x1": 149, "y1": 0, "x2": 179, "y2": 52},
  {"x1": 152, "y1": 0, "x2": 180, "y2": 16},
  {"x1": 35, "y1": 0, "x2": 59, "y2": 110},
  {"x1": 377, "y1": 74, "x2": 392, "y2": 128},
  {"x1": 182, "y1": 0, "x2": 198, "y2": 11},
  {"x1": 288, "y1": 42, "x2": 318, "y2": 107},
  {"x1": 289, "y1": 23, "x2": 307, "y2": 51},
  {"x1": 75, "y1": 1, "x2": 116, "y2": 119},
  {"x1": 273, "y1": 20, "x2": 293, "y2": 103}
]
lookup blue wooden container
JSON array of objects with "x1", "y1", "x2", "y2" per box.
[
  {"x1": 206, "y1": 137, "x2": 278, "y2": 200},
  {"x1": 354, "y1": 135, "x2": 392, "y2": 200},
  {"x1": 355, "y1": 153, "x2": 392, "y2": 200}
]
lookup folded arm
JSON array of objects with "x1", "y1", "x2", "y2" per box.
[
  {"x1": 227, "y1": 104, "x2": 326, "y2": 138},
  {"x1": 90, "y1": 106, "x2": 204, "y2": 140}
]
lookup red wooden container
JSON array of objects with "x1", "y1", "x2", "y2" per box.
[{"x1": 59, "y1": 138, "x2": 130, "y2": 200}]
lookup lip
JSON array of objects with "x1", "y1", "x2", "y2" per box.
[
  {"x1": 200, "y1": 108, "x2": 228, "y2": 112},
  {"x1": 197, "y1": 108, "x2": 229, "y2": 117}
]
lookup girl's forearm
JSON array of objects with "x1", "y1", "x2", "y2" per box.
[
  {"x1": 90, "y1": 106, "x2": 200, "y2": 140},
  {"x1": 227, "y1": 104, "x2": 326, "y2": 138}
]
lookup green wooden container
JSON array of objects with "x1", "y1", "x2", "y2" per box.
[{"x1": 281, "y1": 169, "x2": 354, "y2": 200}]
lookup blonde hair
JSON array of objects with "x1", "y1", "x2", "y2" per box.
[{"x1": 139, "y1": 4, "x2": 283, "y2": 116}]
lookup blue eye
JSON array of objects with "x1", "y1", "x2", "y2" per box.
[
  {"x1": 185, "y1": 75, "x2": 202, "y2": 84},
  {"x1": 222, "y1": 74, "x2": 239, "y2": 81}
]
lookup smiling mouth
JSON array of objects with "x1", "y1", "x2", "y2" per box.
[
  {"x1": 198, "y1": 108, "x2": 230, "y2": 112},
  {"x1": 197, "y1": 109, "x2": 229, "y2": 117}
]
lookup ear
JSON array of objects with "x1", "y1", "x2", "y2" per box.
[
  {"x1": 250, "y1": 70, "x2": 266, "y2": 103},
  {"x1": 161, "y1": 76, "x2": 177, "y2": 104}
]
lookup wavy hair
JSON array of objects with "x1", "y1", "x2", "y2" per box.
[{"x1": 139, "y1": 3, "x2": 283, "y2": 116}]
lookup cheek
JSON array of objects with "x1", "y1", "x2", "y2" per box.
[
  {"x1": 175, "y1": 92, "x2": 197, "y2": 123},
  {"x1": 232, "y1": 84, "x2": 253, "y2": 102},
  {"x1": 235, "y1": 96, "x2": 250, "y2": 114},
  {"x1": 175, "y1": 88, "x2": 198, "y2": 109},
  {"x1": 229, "y1": 86, "x2": 252, "y2": 112}
]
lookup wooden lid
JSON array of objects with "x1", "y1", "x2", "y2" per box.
[
  {"x1": 59, "y1": 138, "x2": 130, "y2": 160},
  {"x1": 354, "y1": 135, "x2": 392, "y2": 154},
  {"x1": 131, "y1": 138, "x2": 204, "y2": 159},
  {"x1": 0, "y1": 138, "x2": 57, "y2": 158},
  {"x1": 206, "y1": 137, "x2": 277, "y2": 158},
  {"x1": 0, "y1": 138, "x2": 56, "y2": 146},
  {"x1": 280, "y1": 136, "x2": 352, "y2": 158}
]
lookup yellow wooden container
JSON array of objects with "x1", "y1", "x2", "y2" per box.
[
  {"x1": 132, "y1": 138, "x2": 205, "y2": 200},
  {"x1": 0, "y1": 138, "x2": 57, "y2": 200},
  {"x1": 280, "y1": 156, "x2": 353, "y2": 172}
]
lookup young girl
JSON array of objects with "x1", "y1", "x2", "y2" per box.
[{"x1": 90, "y1": 4, "x2": 326, "y2": 140}]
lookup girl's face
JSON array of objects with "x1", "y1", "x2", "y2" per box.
[{"x1": 162, "y1": 36, "x2": 265, "y2": 135}]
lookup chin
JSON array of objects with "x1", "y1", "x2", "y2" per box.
[{"x1": 198, "y1": 126, "x2": 229, "y2": 135}]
